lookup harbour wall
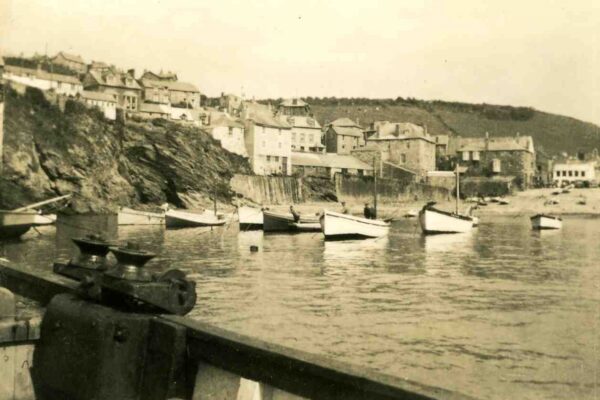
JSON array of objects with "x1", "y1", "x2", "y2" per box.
[{"x1": 231, "y1": 174, "x2": 451, "y2": 205}]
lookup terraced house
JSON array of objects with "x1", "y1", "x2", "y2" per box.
[
  {"x1": 276, "y1": 99, "x2": 324, "y2": 153},
  {"x1": 51, "y1": 51, "x2": 87, "y2": 74},
  {"x1": 139, "y1": 70, "x2": 201, "y2": 109},
  {"x1": 365, "y1": 121, "x2": 436, "y2": 178},
  {"x1": 3, "y1": 65, "x2": 83, "y2": 96},
  {"x1": 83, "y1": 69, "x2": 141, "y2": 112},
  {"x1": 324, "y1": 118, "x2": 365, "y2": 155},
  {"x1": 242, "y1": 102, "x2": 292, "y2": 175},
  {"x1": 455, "y1": 133, "x2": 536, "y2": 188}
]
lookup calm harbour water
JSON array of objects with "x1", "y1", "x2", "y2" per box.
[{"x1": 1, "y1": 214, "x2": 599, "y2": 400}]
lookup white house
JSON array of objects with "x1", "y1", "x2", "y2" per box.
[
  {"x1": 3, "y1": 65, "x2": 82, "y2": 96},
  {"x1": 79, "y1": 90, "x2": 117, "y2": 120},
  {"x1": 552, "y1": 161, "x2": 596, "y2": 185},
  {"x1": 207, "y1": 112, "x2": 247, "y2": 157},
  {"x1": 276, "y1": 99, "x2": 324, "y2": 153},
  {"x1": 243, "y1": 102, "x2": 292, "y2": 175}
]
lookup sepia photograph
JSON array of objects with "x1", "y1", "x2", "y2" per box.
[{"x1": 0, "y1": 1, "x2": 598, "y2": 399}]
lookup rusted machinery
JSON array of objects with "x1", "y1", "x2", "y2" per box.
[{"x1": 53, "y1": 235, "x2": 196, "y2": 315}]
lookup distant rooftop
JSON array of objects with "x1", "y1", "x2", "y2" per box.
[
  {"x1": 5, "y1": 64, "x2": 82, "y2": 85},
  {"x1": 458, "y1": 135, "x2": 534, "y2": 153},
  {"x1": 292, "y1": 152, "x2": 373, "y2": 170},
  {"x1": 139, "y1": 78, "x2": 199, "y2": 93},
  {"x1": 367, "y1": 121, "x2": 434, "y2": 143},
  {"x1": 53, "y1": 51, "x2": 85, "y2": 65},
  {"x1": 80, "y1": 90, "x2": 116, "y2": 102}
]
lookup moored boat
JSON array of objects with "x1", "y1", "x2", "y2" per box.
[
  {"x1": 118, "y1": 207, "x2": 165, "y2": 226},
  {"x1": 238, "y1": 206, "x2": 263, "y2": 230},
  {"x1": 165, "y1": 209, "x2": 226, "y2": 228},
  {"x1": 419, "y1": 203, "x2": 473, "y2": 234},
  {"x1": 0, "y1": 210, "x2": 38, "y2": 239},
  {"x1": 530, "y1": 214, "x2": 562, "y2": 230},
  {"x1": 320, "y1": 210, "x2": 390, "y2": 240},
  {"x1": 263, "y1": 210, "x2": 320, "y2": 232},
  {"x1": 290, "y1": 220, "x2": 322, "y2": 232},
  {"x1": 33, "y1": 213, "x2": 57, "y2": 226}
]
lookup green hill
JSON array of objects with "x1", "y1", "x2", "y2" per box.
[{"x1": 296, "y1": 98, "x2": 600, "y2": 157}]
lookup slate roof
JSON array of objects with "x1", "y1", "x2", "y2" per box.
[
  {"x1": 54, "y1": 52, "x2": 85, "y2": 65},
  {"x1": 139, "y1": 102, "x2": 170, "y2": 114},
  {"x1": 367, "y1": 122, "x2": 434, "y2": 143},
  {"x1": 86, "y1": 70, "x2": 141, "y2": 90},
  {"x1": 139, "y1": 78, "x2": 199, "y2": 93},
  {"x1": 329, "y1": 125, "x2": 364, "y2": 138},
  {"x1": 80, "y1": 90, "x2": 116, "y2": 102},
  {"x1": 292, "y1": 152, "x2": 373, "y2": 170},
  {"x1": 282, "y1": 115, "x2": 321, "y2": 129},
  {"x1": 279, "y1": 98, "x2": 308, "y2": 107},
  {"x1": 4, "y1": 65, "x2": 82, "y2": 85},
  {"x1": 244, "y1": 101, "x2": 290, "y2": 129},
  {"x1": 209, "y1": 112, "x2": 244, "y2": 129},
  {"x1": 329, "y1": 117, "x2": 362, "y2": 128},
  {"x1": 458, "y1": 136, "x2": 534, "y2": 153}
]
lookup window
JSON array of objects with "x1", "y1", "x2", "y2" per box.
[
  {"x1": 274, "y1": 156, "x2": 279, "y2": 162},
  {"x1": 574, "y1": 171, "x2": 579, "y2": 177},
  {"x1": 492, "y1": 159, "x2": 501, "y2": 173},
  {"x1": 267, "y1": 156, "x2": 271, "y2": 161},
  {"x1": 568, "y1": 170, "x2": 573, "y2": 177},
  {"x1": 462, "y1": 151, "x2": 470, "y2": 161},
  {"x1": 309, "y1": 134, "x2": 314, "y2": 142},
  {"x1": 228, "y1": 127, "x2": 233, "y2": 136},
  {"x1": 300, "y1": 133, "x2": 305, "y2": 142},
  {"x1": 582, "y1": 171, "x2": 586, "y2": 177},
  {"x1": 292, "y1": 132, "x2": 296, "y2": 141},
  {"x1": 401, "y1": 154, "x2": 406, "y2": 163},
  {"x1": 555, "y1": 170, "x2": 560, "y2": 177},
  {"x1": 406, "y1": 142, "x2": 410, "y2": 149},
  {"x1": 472, "y1": 151, "x2": 480, "y2": 161}
]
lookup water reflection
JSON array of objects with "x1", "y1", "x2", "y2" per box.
[{"x1": 0, "y1": 214, "x2": 598, "y2": 400}]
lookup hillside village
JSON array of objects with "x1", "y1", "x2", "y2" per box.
[{"x1": 1, "y1": 51, "x2": 600, "y2": 195}]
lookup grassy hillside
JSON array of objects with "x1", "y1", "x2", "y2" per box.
[{"x1": 302, "y1": 98, "x2": 600, "y2": 156}]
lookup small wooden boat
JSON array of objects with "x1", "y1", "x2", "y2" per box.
[
  {"x1": 0, "y1": 210, "x2": 37, "y2": 239},
  {"x1": 498, "y1": 198, "x2": 510, "y2": 205},
  {"x1": 419, "y1": 203, "x2": 473, "y2": 234},
  {"x1": 420, "y1": 165, "x2": 473, "y2": 234},
  {"x1": 531, "y1": 214, "x2": 562, "y2": 230},
  {"x1": 320, "y1": 210, "x2": 390, "y2": 240},
  {"x1": 263, "y1": 210, "x2": 320, "y2": 232},
  {"x1": 238, "y1": 206, "x2": 263, "y2": 230},
  {"x1": 33, "y1": 213, "x2": 57, "y2": 226},
  {"x1": 165, "y1": 209, "x2": 226, "y2": 228},
  {"x1": 290, "y1": 220, "x2": 322, "y2": 232},
  {"x1": 118, "y1": 207, "x2": 165, "y2": 226}
]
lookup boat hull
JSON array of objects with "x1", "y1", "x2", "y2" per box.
[
  {"x1": 0, "y1": 211, "x2": 37, "y2": 239},
  {"x1": 33, "y1": 214, "x2": 57, "y2": 226},
  {"x1": 165, "y1": 210, "x2": 226, "y2": 228},
  {"x1": 419, "y1": 208, "x2": 473, "y2": 234},
  {"x1": 238, "y1": 207, "x2": 263, "y2": 230},
  {"x1": 320, "y1": 210, "x2": 390, "y2": 240},
  {"x1": 118, "y1": 208, "x2": 165, "y2": 226},
  {"x1": 531, "y1": 214, "x2": 562, "y2": 230},
  {"x1": 263, "y1": 211, "x2": 295, "y2": 232}
]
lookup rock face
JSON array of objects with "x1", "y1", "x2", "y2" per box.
[{"x1": 0, "y1": 87, "x2": 251, "y2": 213}]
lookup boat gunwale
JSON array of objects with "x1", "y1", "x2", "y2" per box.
[
  {"x1": 421, "y1": 206, "x2": 474, "y2": 222},
  {"x1": 323, "y1": 210, "x2": 391, "y2": 227},
  {"x1": 530, "y1": 214, "x2": 562, "y2": 221}
]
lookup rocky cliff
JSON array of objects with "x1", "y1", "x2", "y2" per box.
[{"x1": 0, "y1": 87, "x2": 252, "y2": 213}]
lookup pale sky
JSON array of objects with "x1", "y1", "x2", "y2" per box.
[{"x1": 1, "y1": 0, "x2": 599, "y2": 124}]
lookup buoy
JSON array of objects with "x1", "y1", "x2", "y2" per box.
[{"x1": 250, "y1": 245, "x2": 259, "y2": 252}]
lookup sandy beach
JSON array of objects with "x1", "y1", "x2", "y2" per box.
[{"x1": 244, "y1": 188, "x2": 600, "y2": 220}]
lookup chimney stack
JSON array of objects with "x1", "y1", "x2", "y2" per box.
[
  {"x1": 127, "y1": 68, "x2": 135, "y2": 78},
  {"x1": 395, "y1": 124, "x2": 400, "y2": 136}
]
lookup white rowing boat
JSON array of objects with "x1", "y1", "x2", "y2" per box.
[
  {"x1": 33, "y1": 213, "x2": 57, "y2": 226},
  {"x1": 238, "y1": 206, "x2": 263, "y2": 230},
  {"x1": 320, "y1": 210, "x2": 390, "y2": 240},
  {"x1": 0, "y1": 210, "x2": 38, "y2": 239},
  {"x1": 118, "y1": 207, "x2": 165, "y2": 226},
  {"x1": 530, "y1": 214, "x2": 562, "y2": 230},
  {"x1": 419, "y1": 203, "x2": 474, "y2": 234},
  {"x1": 165, "y1": 209, "x2": 226, "y2": 228}
]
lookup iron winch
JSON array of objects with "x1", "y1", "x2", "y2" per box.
[{"x1": 53, "y1": 235, "x2": 197, "y2": 315}]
